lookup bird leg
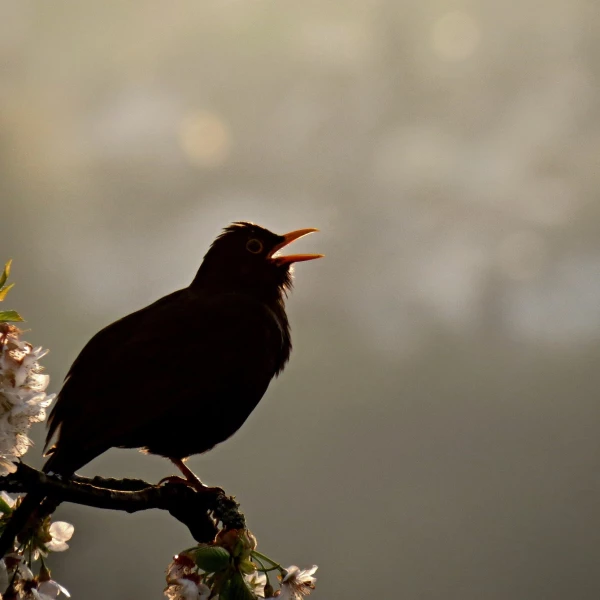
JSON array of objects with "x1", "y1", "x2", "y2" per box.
[
  {"x1": 172, "y1": 458, "x2": 205, "y2": 486},
  {"x1": 158, "y1": 458, "x2": 224, "y2": 495}
]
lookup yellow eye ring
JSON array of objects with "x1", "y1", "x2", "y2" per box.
[{"x1": 246, "y1": 238, "x2": 264, "y2": 254}]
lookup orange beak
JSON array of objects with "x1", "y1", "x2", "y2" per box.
[{"x1": 269, "y1": 228, "x2": 324, "y2": 266}]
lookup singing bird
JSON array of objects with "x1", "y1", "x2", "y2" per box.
[{"x1": 0, "y1": 222, "x2": 321, "y2": 554}]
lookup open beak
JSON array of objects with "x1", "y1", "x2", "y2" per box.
[{"x1": 269, "y1": 228, "x2": 324, "y2": 266}]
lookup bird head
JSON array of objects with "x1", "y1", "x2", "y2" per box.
[{"x1": 193, "y1": 222, "x2": 322, "y2": 298}]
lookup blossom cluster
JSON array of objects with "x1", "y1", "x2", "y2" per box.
[
  {"x1": 0, "y1": 324, "x2": 55, "y2": 477},
  {"x1": 0, "y1": 493, "x2": 71, "y2": 599},
  {"x1": 0, "y1": 260, "x2": 54, "y2": 477},
  {"x1": 165, "y1": 529, "x2": 317, "y2": 600},
  {"x1": 0, "y1": 263, "x2": 72, "y2": 599}
]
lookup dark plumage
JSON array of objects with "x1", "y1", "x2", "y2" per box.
[
  {"x1": 0, "y1": 222, "x2": 321, "y2": 556},
  {"x1": 44, "y1": 221, "x2": 321, "y2": 476}
]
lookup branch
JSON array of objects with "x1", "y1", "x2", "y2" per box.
[
  {"x1": 69, "y1": 472, "x2": 159, "y2": 492},
  {"x1": 0, "y1": 462, "x2": 246, "y2": 543}
]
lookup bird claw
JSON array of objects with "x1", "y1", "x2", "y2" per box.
[
  {"x1": 157, "y1": 475, "x2": 189, "y2": 487},
  {"x1": 158, "y1": 475, "x2": 224, "y2": 496}
]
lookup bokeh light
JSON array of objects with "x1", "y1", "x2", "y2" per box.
[{"x1": 178, "y1": 110, "x2": 232, "y2": 168}]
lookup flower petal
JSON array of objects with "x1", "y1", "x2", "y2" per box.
[
  {"x1": 39, "y1": 579, "x2": 70, "y2": 598},
  {"x1": 246, "y1": 571, "x2": 267, "y2": 597},
  {"x1": 46, "y1": 540, "x2": 69, "y2": 552},
  {"x1": 0, "y1": 491, "x2": 15, "y2": 509},
  {"x1": 49, "y1": 521, "x2": 74, "y2": 543}
]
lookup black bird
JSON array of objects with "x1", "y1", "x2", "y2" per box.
[{"x1": 0, "y1": 222, "x2": 321, "y2": 554}]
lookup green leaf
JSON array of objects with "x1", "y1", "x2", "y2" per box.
[
  {"x1": 0, "y1": 310, "x2": 24, "y2": 323},
  {"x1": 0, "y1": 260, "x2": 11, "y2": 290},
  {"x1": 0, "y1": 496, "x2": 13, "y2": 515},
  {"x1": 218, "y1": 578, "x2": 233, "y2": 600},
  {"x1": 193, "y1": 544, "x2": 231, "y2": 573},
  {"x1": 238, "y1": 559, "x2": 256, "y2": 575},
  {"x1": 0, "y1": 283, "x2": 15, "y2": 302},
  {"x1": 224, "y1": 572, "x2": 257, "y2": 600}
]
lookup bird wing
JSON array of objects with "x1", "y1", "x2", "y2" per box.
[{"x1": 44, "y1": 288, "x2": 286, "y2": 472}]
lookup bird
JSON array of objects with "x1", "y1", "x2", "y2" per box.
[{"x1": 0, "y1": 221, "x2": 322, "y2": 555}]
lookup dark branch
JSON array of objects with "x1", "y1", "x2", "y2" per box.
[
  {"x1": 70, "y1": 472, "x2": 156, "y2": 492},
  {"x1": 0, "y1": 462, "x2": 245, "y2": 544}
]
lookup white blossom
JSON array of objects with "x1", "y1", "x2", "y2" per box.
[
  {"x1": 0, "y1": 554, "x2": 36, "y2": 598},
  {"x1": 32, "y1": 589, "x2": 57, "y2": 600},
  {"x1": 245, "y1": 571, "x2": 267, "y2": 597},
  {"x1": 277, "y1": 565, "x2": 318, "y2": 600},
  {"x1": 14, "y1": 557, "x2": 34, "y2": 581},
  {"x1": 38, "y1": 579, "x2": 71, "y2": 598},
  {"x1": 46, "y1": 522, "x2": 74, "y2": 552},
  {"x1": 0, "y1": 326, "x2": 54, "y2": 474},
  {"x1": 0, "y1": 555, "x2": 70, "y2": 599},
  {"x1": 165, "y1": 578, "x2": 211, "y2": 600}
]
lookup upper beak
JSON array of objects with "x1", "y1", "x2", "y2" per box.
[{"x1": 269, "y1": 228, "x2": 324, "y2": 266}]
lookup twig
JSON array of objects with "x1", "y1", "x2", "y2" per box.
[
  {"x1": 70, "y1": 472, "x2": 156, "y2": 492},
  {"x1": 0, "y1": 463, "x2": 245, "y2": 546}
]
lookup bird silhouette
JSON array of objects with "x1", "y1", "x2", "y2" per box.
[{"x1": 0, "y1": 222, "x2": 321, "y2": 555}]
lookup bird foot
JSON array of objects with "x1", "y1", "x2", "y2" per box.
[
  {"x1": 157, "y1": 475, "x2": 188, "y2": 487},
  {"x1": 158, "y1": 474, "x2": 224, "y2": 496}
]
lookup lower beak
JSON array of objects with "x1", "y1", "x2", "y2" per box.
[{"x1": 269, "y1": 228, "x2": 324, "y2": 266}]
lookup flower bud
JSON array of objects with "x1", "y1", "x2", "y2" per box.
[
  {"x1": 38, "y1": 563, "x2": 52, "y2": 582},
  {"x1": 216, "y1": 529, "x2": 257, "y2": 560}
]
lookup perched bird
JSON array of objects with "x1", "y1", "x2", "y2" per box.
[{"x1": 0, "y1": 222, "x2": 321, "y2": 555}]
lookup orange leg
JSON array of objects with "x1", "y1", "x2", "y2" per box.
[{"x1": 171, "y1": 457, "x2": 206, "y2": 487}]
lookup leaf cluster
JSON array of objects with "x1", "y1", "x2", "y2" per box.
[{"x1": 0, "y1": 260, "x2": 23, "y2": 323}]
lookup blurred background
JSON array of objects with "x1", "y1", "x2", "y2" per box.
[{"x1": 1, "y1": 1, "x2": 600, "y2": 598}]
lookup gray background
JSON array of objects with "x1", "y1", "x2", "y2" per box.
[{"x1": 2, "y1": 1, "x2": 600, "y2": 598}]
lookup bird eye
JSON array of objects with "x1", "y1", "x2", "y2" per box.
[{"x1": 246, "y1": 239, "x2": 264, "y2": 254}]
